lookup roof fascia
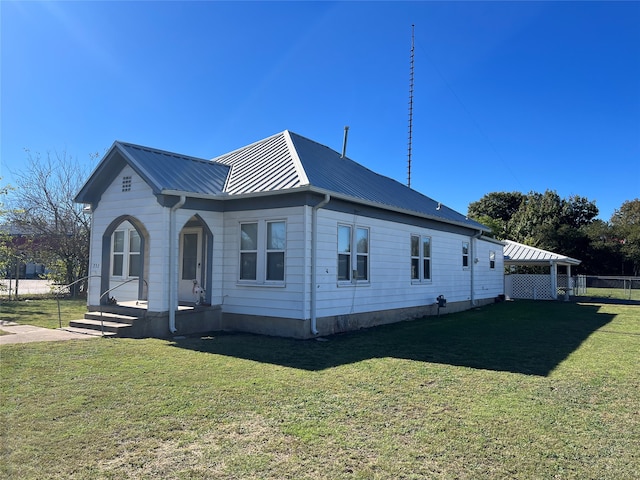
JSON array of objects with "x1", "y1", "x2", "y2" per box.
[{"x1": 74, "y1": 141, "x2": 124, "y2": 204}]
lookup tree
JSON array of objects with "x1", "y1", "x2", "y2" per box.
[
  {"x1": 7, "y1": 150, "x2": 91, "y2": 296},
  {"x1": 1, "y1": 179, "x2": 13, "y2": 288},
  {"x1": 468, "y1": 190, "x2": 600, "y2": 273},
  {"x1": 509, "y1": 190, "x2": 564, "y2": 249},
  {"x1": 467, "y1": 192, "x2": 524, "y2": 239},
  {"x1": 610, "y1": 199, "x2": 640, "y2": 276}
]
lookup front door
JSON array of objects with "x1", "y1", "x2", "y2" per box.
[{"x1": 178, "y1": 228, "x2": 203, "y2": 303}]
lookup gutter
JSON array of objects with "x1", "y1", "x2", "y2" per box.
[
  {"x1": 310, "y1": 194, "x2": 331, "y2": 335},
  {"x1": 470, "y1": 230, "x2": 483, "y2": 306},
  {"x1": 169, "y1": 195, "x2": 187, "y2": 334}
]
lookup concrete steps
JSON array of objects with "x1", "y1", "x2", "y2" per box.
[
  {"x1": 62, "y1": 326, "x2": 117, "y2": 337},
  {"x1": 67, "y1": 307, "x2": 146, "y2": 337}
]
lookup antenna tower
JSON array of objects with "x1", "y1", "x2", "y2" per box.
[{"x1": 407, "y1": 24, "x2": 415, "y2": 188}]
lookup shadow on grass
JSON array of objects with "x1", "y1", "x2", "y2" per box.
[{"x1": 169, "y1": 301, "x2": 615, "y2": 376}]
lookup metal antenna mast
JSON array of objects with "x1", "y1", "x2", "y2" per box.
[{"x1": 407, "y1": 24, "x2": 415, "y2": 188}]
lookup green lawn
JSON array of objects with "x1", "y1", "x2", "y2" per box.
[
  {"x1": 1, "y1": 300, "x2": 638, "y2": 479},
  {"x1": 582, "y1": 286, "x2": 640, "y2": 302},
  {"x1": 0, "y1": 298, "x2": 87, "y2": 329}
]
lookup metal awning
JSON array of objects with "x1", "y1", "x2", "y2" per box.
[{"x1": 503, "y1": 240, "x2": 581, "y2": 267}]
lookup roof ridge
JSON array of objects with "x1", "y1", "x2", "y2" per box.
[
  {"x1": 115, "y1": 141, "x2": 214, "y2": 166},
  {"x1": 210, "y1": 131, "x2": 287, "y2": 162}
]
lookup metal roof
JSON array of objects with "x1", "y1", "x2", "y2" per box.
[
  {"x1": 212, "y1": 131, "x2": 306, "y2": 194},
  {"x1": 76, "y1": 130, "x2": 489, "y2": 232},
  {"x1": 212, "y1": 130, "x2": 487, "y2": 231},
  {"x1": 117, "y1": 142, "x2": 230, "y2": 196},
  {"x1": 503, "y1": 240, "x2": 581, "y2": 266}
]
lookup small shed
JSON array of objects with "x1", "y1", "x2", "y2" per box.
[{"x1": 503, "y1": 240, "x2": 581, "y2": 300}]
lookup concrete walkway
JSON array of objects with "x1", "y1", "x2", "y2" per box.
[{"x1": 0, "y1": 321, "x2": 100, "y2": 345}]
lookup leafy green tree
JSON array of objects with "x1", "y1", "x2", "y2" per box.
[
  {"x1": 610, "y1": 199, "x2": 640, "y2": 276},
  {"x1": 583, "y1": 219, "x2": 625, "y2": 274},
  {"x1": 467, "y1": 192, "x2": 524, "y2": 239},
  {"x1": 468, "y1": 189, "x2": 600, "y2": 273},
  {"x1": 508, "y1": 190, "x2": 564, "y2": 249}
]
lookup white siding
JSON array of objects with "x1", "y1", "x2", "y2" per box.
[
  {"x1": 472, "y1": 238, "x2": 505, "y2": 301},
  {"x1": 88, "y1": 165, "x2": 169, "y2": 309},
  {"x1": 311, "y1": 210, "x2": 496, "y2": 319},
  {"x1": 87, "y1": 167, "x2": 503, "y2": 324},
  {"x1": 221, "y1": 206, "x2": 308, "y2": 319}
]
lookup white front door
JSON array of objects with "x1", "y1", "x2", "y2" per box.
[{"x1": 178, "y1": 228, "x2": 203, "y2": 303}]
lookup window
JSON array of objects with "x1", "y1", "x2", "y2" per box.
[
  {"x1": 111, "y1": 227, "x2": 140, "y2": 278},
  {"x1": 338, "y1": 225, "x2": 351, "y2": 281},
  {"x1": 338, "y1": 224, "x2": 369, "y2": 283},
  {"x1": 128, "y1": 230, "x2": 141, "y2": 276},
  {"x1": 411, "y1": 234, "x2": 431, "y2": 281},
  {"x1": 181, "y1": 233, "x2": 198, "y2": 280},
  {"x1": 462, "y1": 241, "x2": 470, "y2": 268},
  {"x1": 266, "y1": 221, "x2": 285, "y2": 281},
  {"x1": 112, "y1": 231, "x2": 124, "y2": 276},
  {"x1": 239, "y1": 220, "x2": 286, "y2": 284},
  {"x1": 240, "y1": 223, "x2": 258, "y2": 281},
  {"x1": 489, "y1": 251, "x2": 496, "y2": 269}
]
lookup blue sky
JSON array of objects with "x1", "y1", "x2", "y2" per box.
[{"x1": 2, "y1": 1, "x2": 639, "y2": 221}]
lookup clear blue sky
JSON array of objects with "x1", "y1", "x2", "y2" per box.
[{"x1": 2, "y1": 1, "x2": 639, "y2": 221}]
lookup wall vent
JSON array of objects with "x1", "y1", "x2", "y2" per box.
[{"x1": 122, "y1": 176, "x2": 132, "y2": 192}]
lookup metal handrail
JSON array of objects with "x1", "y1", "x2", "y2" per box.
[
  {"x1": 97, "y1": 278, "x2": 149, "y2": 336},
  {"x1": 54, "y1": 276, "x2": 102, "y2": 329},
  {"x1": 55, "y1": 275, "x2": 148, "y2": 336}
]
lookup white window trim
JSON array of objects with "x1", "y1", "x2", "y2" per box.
[
  {"x1": 411, "y1": 234, "x2": 432, "y2": 284},
  {"x1": 111, "y1": 227, "x2": 140, "y2": 280},
  {"x1": 337, "y1": 223, "x2": 370, "y2": 286},
  {"x1": 462, "y1": 241, "x2": 470, "y2": 270},
  {"x1": 238, "y1": 219, "x2": 287, "y2": 286}
]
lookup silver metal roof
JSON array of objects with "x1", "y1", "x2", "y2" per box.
[
  {"x1": 117, "y1": 142, "x2": 229, "y2": 196},
  {"x1": 212, "y1": 131, "x2": 305, "y2": 194},
  {"x1": 76, "y1": 131, "x2": 489, "y2": 232},
  {"x1": 503, "y1": 240, "x2": 581, "y2": 266},
  {"x1": 212, "y1": 130, "x2": 487, "y2": 231}
]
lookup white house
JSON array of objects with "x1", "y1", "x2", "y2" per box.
[{"x1": 73, "y1": 130, "x2": 504, "y2": 338}]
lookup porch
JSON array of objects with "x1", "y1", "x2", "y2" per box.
[{"x1": 68, "y1": 301, "x2": 222, "y2": 338}]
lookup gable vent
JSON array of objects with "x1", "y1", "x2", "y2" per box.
[{"x1": 122, "y1": 176, "x2": 132, "y2": 192}]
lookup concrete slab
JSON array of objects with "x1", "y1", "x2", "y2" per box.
[{"x1": 0, "y1": 322, "x2": 100, "y2": 345}]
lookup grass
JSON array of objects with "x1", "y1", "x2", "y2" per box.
[
  {"x1": 1, "y1": 300, "x2": 638, "y2": 479},
  {"x1": 0, "y1": 298, "x2": 87, "y2": 329},
  {"x1": 582, "y1": 286, "x2": 640, "y2": 302}
]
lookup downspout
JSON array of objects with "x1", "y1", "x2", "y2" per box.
[
  {"x1": 470, "y1": 230, "x2": 483, "y2": 306},
  {"x1": 311, "y1": 194, "x2": 331, "y2": 335},
  {"x1": 169, "y1": 195, "x2": 186, "y2": 334}
]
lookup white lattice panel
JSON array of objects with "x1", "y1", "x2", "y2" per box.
[{"x1": 506, "y1": 274, "x2": 554, "y2": 300}]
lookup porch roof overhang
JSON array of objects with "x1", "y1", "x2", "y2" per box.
[{"x1": 503, "y1": 240, "x2": 581, "y2": 267}]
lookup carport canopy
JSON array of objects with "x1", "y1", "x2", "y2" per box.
[{"x1": 503, "y1": 240, "x2": 581, "y2": 299}]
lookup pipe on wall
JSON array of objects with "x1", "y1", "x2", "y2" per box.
[
  {"x1": 311, "y1": 194, "x2": 331, "y2": 335},
  {"x1": 169, "y1": 195, "x2": 186, "y2": 334},
  {"x1": 470, "y1": 230, "x2": 483, "y2": 306}
]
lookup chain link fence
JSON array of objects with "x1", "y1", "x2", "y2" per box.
[{"x1": 575, "y1": 275, "x2": 640, "y2": 301}]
